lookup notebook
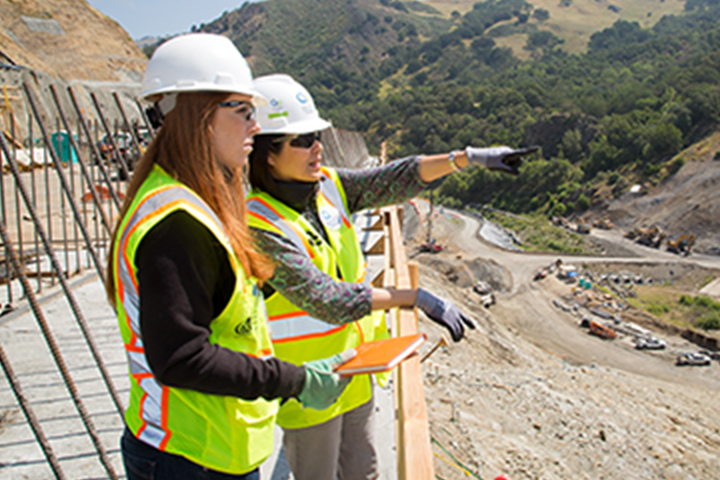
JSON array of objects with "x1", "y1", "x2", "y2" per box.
[{"x1": 334, "y1": 333, "x2": 427, "y2": 376}]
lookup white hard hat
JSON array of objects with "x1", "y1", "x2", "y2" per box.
[
  {"x1": 253, "y1": 74, "x2": 331, "y2": 135},
  {"x1": 141, "y1": 33, "x2": 266, "y2": 110}
]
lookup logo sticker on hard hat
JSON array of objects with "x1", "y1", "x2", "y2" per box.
[
  {"x1": 296, "y1": 92, "x2": 308, "y2": 104},
  {"x1": 319, "y1": 205, "x2": 342, "y2": 230},
  {"x1": 270, "y1": 98, "x2": 282, "y2": 107}
]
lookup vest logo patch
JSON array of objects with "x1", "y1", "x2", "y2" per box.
[{"x1": 319, "y1": 204, "x2": 342, "y2": 230}]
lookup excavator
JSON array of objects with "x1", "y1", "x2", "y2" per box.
[
  {"x1": 666, "y1": 234, "x2": 696, "y2": 256},
  {"x1": 626, "y1": 225, "x2": 665, "y2": 248}
]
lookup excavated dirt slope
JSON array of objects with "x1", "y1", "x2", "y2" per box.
[
  {"x1": 590, "y1": 132, "x2": 720, "y2": 256},
  {"x1": 0, "y1": 0, "x2": 146, "y2": 82}
]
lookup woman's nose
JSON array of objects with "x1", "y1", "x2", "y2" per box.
[{"x1": 248, "y1": 118, "x2": 261, "y2": 136}]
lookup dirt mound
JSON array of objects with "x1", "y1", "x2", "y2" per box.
[{"x1": 0, "y1": 0, "x2": 146, "y2": 82}]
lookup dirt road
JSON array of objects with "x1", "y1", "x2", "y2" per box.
[
  {"x1": 411, "y1": 206, "x2": 720, "y2": 479},
  {"x1": 449, "y1": 211, "x2": 720, "y2": 390}
]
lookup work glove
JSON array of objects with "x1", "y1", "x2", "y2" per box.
[
  {"x1": 414, "y1": 288, "x2": 476, "y2": 342},
  {"x1": 298, "y1": 352, "x2": 354, "y2": 410},
  {"x1": 465, "y1": 146, "x2": 538, "y2": 176}
]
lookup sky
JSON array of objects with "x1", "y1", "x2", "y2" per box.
[{"x1": 87, "y1": 0, "x2": 257, "y2": 39}]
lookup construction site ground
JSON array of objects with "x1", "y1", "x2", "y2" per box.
[{"x1": 406, "y1": 203, "x2": 720, "y2": 480}]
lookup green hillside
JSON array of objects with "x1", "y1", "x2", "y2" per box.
[
  {"x1": 198, "y1": 0, "x2": 720, "y2": 218},
  {"x1": 202, "y1": 0, "x2": 451, "y2": 102}
]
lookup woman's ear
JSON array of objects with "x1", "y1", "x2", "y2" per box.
[{"x1": 267, "y1": 151, "x2": 277, "y2": 168}]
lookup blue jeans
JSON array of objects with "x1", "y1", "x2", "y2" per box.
[{"x1": 121, "y1": 428, "x2": 260, "y2": 480}]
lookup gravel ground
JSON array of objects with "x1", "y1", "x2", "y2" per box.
[{"x1": 409, "y1": 205, "x2": 720, "y2": 480}]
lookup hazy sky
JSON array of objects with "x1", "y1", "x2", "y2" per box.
[{"x1": 87, "y1": 0, "x2": 255, "y2": 39}]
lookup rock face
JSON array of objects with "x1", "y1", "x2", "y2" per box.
[{"x1": 0, "y1": 0, "x2": 146, "y2": 82}]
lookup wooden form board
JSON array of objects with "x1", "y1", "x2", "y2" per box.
[{"x1": 381, "y1": 206, "x2": 435, "y2": 480}]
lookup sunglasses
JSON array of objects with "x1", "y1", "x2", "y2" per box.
[
  {"x1": 218, "y1": 100, "x2": 256, "y2": 122},
  {"x1": 273, "y1": 131, "x2": 321, "y2": 149}
]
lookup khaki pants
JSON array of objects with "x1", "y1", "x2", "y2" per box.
[{"x1": 282, "y1": 395, "x2": 378, "y2": 480}]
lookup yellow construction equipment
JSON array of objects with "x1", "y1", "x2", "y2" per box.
[
  {"x1": 592, "y1": 217, "x2": 614, "y2": 230},
  {"x1": 666, "y1": 234, "x2": 696, "y2": 256},
  {"x1": 627, "y1": 225, "x2": 665, "y2": 248}
]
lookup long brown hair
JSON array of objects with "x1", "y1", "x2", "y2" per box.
[{"x1": 105, "y1": 92, "x2": 274, "y2": 304}]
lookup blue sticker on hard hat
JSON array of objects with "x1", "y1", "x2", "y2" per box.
[
  {"x1": 296, "y1": 92, "x2": 308, "y2": 104},
  {"x1": 270, "y1": 98, "x2": 282, "y2": 107},
  {"x1": 319, "y1": 205, "x2": 342, "y2": 230}
]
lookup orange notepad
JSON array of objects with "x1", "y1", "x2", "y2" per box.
[{"x1": 334, "y1": 333, "x2": 427, "y2": 376}]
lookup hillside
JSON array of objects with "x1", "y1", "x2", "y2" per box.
[
  {"x1": 0, "y1": 0, "x2": 146, "y2": 82},
  {"x1": 202, "y1": 0, "x2": 452, "y2": 77},
  {"x1": 594, "y1": 135, "x2": 720, "y2": 256},
  {"x1": 428, "y1": 0, "x2": 687, "y2": 58}
]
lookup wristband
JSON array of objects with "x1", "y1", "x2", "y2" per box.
[{"x1": 448, "y1": 151, "x2": 461, "y2": 172}]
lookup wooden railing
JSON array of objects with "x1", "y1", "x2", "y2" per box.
[
  {"x1": 366, "y1": 141, "x2": 435, "y2": 479},
  {"x1": 381, "y1": 205, "x2": 435, "y2": 479}
]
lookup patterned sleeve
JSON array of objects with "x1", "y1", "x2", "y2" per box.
[
  {"x1": 254, "y1": 229, "x2": 372, "y2": 325},
  {"x1": 337, "y1": 156, "x2": 427, "y2": 213}
]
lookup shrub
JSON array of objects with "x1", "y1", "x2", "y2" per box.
[
  {"x1": 697, "y1": 312, "x2": 720, "y2": 330},
  {"x1": 648, "y1": 303, "x2": 669, "y2": 316},
  {"x1": 679, "y1": 294, "x2": 694, "y2": 306},
  {"x1": 694, "y1": 295, "x2": 716, "y2": 308}
]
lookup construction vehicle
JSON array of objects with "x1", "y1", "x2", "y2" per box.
[
  {"x1": 418, "y1": 241, "x2": 443, "y2": 253},
  {"x1": 576, "y1": 222, "x2": 590, "y2": 234},
  {"x1": 627, "y1": 225, "x2": 665, "y2": 248},
  {"x1": 624, "y1": 228, "x2": 641, "y2": 240},
  {"x1": 666, "y1": 234, "x2": 696, "y2": 256},
  {"x1": 551, "y1": 216, "x2": 568, "y2": 228},
  {"x1": 588, "y1": 320, "x2": 616, "y2": 339},
  {"x1": 592, "y1": 217, "x2": 614, "y2": 230}
]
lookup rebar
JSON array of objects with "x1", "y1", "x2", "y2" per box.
[
  {"x1": 90, "y1": 92, "x2": 131, "y2": 180},
  {"x1": 0, "y1": 342, "x2": 67, "y2": 480},
  {"x1": 22, "y1": 83, "x2": 105, "y2": 281},
  {"x1": 0, "y1": 220, "x2": 119, "y2": 480},
  {"x1": 67, "y1": 87, "x2": 122, "y2": 210},
  {"x1": 48, "y1": 85, "x2": 112, "y2": 234},
  {"x1": 0, "y1": 127, "x2": 125, "y2": 419}
]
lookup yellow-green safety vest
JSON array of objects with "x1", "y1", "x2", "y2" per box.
[
  {"x1": 247, "y1": 167, "x2": 389, "y2": 429},
  {"x1": 112, "y1": 164, "x2": 277, "y2": 474}
]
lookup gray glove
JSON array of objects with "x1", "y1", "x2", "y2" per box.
[
  {"x1": 465, "y1": 146, "x2": 538, "y2": 176},
  {"x1": 414, "y1": 288, "x2": 476, "y2": 342},
  {"x1": 298, "y1": 352, "x2": 352, "y2": 410}
]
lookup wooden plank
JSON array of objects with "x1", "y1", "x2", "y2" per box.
[
  {"x1": 382, "y1": 206, "x2": 434, "y2": 480},
  {"x1": 364, "y1": 236, "x2": 385, "y2": 255}
]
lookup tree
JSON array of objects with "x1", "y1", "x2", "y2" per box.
[{"x1": 533, "y1": 8, "x2": 550, "y2": 21}]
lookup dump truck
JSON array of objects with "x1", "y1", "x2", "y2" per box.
[{"x1": 666, "y1": 234, "x2": 696, "y2": 256}]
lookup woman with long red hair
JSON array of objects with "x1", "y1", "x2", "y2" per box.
[{"x1": 106, "y1": 34, "x2": 349, "y2": 480}]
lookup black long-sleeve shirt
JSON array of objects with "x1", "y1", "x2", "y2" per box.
[{"x1": 135, "y1": 210, "x2": 305, "y2": 401}]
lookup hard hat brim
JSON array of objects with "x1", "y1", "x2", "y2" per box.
[
  {"x1": 141, "y1": 86, "x2": 268, "y2": 107},
  {"x1": 260, "y1": 117, "x2": 331, "y2": 135}
]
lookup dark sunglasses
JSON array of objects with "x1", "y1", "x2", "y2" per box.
[
  {"x1": 218, "y1": 100, "x2": 256, "y2": 121},
  {"x1": 273, "y1": 131, "x2": 321, "y2": 149}
]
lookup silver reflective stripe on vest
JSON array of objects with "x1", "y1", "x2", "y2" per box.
[
  {"x1": 269, "y1": 312, "x2": 346, "y2": 341},
  {"x1": 319, "y1": 174, "x2": 351, "y2": 229},
  {"x1": 118, "y1": 185, "x2": 223, "y2": 449},
  {"x1": 118, "y1": 187, "x2": 222, "y2": 335},
  {"x1": 137, "y1": 376, "x2": 166, "y2": 447},
  {"x1": 247, "y1": 199, "x2": 312, "y2": 259}
]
